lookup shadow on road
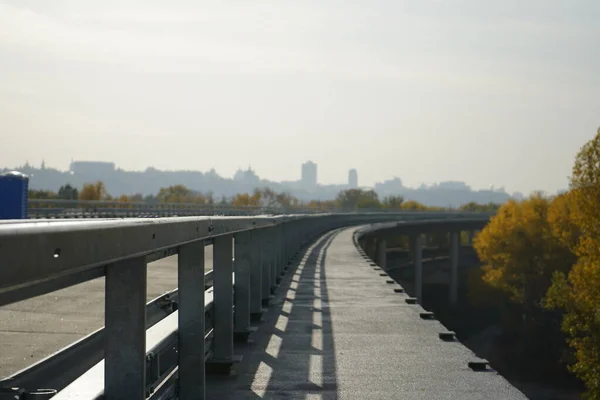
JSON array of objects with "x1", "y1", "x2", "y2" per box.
[{"x1": 207, "y1": 230, "x2": 340, "y2": 399}]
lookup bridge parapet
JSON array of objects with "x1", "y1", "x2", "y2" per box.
[
  {"x1": 25, "y1": 199, "x2": 496, "y2": 219},
  {"x1": 355, "y1": 217, "x2": 490, "y2": 304},
  {"x1": 0, "y1": 212, "x2": 489, "y2": 399}
]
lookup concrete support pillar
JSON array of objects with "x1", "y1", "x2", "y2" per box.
[
  {"x1": 277, "y1": 224, "x2": 284, "y2": 279},
  {"x1": 105, "y1": 257, "x2": 147, "y2": 400},
  {"x1": 261, "y1": 229, "x2": 272, "y2": 304},
  {"x1": 467, "y1": 231, "x2": 474, "y2": 245},
  {"x1": 250, "y1": 230, "x2": 263, "y2": 317},
  {"x1": 376, "y1": 239, "x2": 387, "y2": 269},
  {"x1": 211, "y1": 234, "x2": 234, "y2": 363},
  {"x1": 411, "y1": 235, "x2": 423, "y2": 303},
  {"x1": 282, "y1": 222, "x2": 288, "y2": 269},
  {"x1": 450, "y1": 231, "x2": 460, "y2": 306},
  {"x1": 178, "y1": 241, "x2": 206, "y2": 400},
  {"x1": 369, "y1": 238, "x2": 378, "y2": 260},
  {"x1": 270, "y1": 227, "x2": 277, "y2": 293},
  {"x1": 233, "y1": 231, "x2": 252, "y2": 339}
]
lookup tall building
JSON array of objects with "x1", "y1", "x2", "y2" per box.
[
  {"x1": 348, "y1": 168, "x2": 358, "y2": 188},
  {"x1": 301, "y1": 161, "x2": 317, "y2": 189}
]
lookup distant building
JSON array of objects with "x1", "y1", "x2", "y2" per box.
[
  {"x1": 348, "y1": 169, "x2": 358, "y2": 188},
  {"x1": 435, "y1": 181, "x2": 470, "y2": 190},
  {"x1": 301, "y1": 161, "x2": 317, "y2": 189},
  {"x1": 70, "y1": 161, "x2": 116, "y2": 176},
  {"x1": 374, "y1": 177, "x2": 404, "y2": 195},
  {"x1": 233, "y1": 166, "x2": 260, "y2": 185}
]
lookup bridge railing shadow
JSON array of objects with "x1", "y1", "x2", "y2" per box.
[{"x1": 207, "y1": 230, "x2": 340, "y2": 399}]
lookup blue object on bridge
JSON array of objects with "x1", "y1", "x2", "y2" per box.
[{"x1": 0, "y1": 171, "x2": 29, "y2": 220}]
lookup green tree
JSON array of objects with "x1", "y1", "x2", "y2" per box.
[
  {"x1": 460, "y1": 201, "x2": 501, "y2": 212},
  {"x1": 28, "y1": 189, "x2": 57, "y2": 199},
  {"x1": 157, "y1": 185, "x2": 192, "y2": 203},
  {"x1": 57, "y1": 184, "x2": 79, "y2": 200},
  {"x1": 205, "y1": 192, "x2": 214, "y2": 205},
  {"x1": 382, "y1": 195, "x2": 404, "y2": 209},
  {"x1": 129, "y1": 193, "x2": 144, "y2": 202}
]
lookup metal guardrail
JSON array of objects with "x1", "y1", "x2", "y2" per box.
[
  {"x1": 0, "y1": 212, "x2": 489, "y2": 400},
  {"x1": 26, "y1": 199, "x2": 483, "y2": 219},
  {"x1": 27, "y1": 199, "x2": 289, "y2": 218}
]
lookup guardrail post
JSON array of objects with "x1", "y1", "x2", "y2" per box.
[
  {"x1": 367, "y1": 237, "x2": 377, "y2": 260},
  {"x1": 270, "y1": 226, "x2": 278, "y2": 293},
  {"x1": 250, "y1": 228, "x2": 264, "y2": 320},
  {"x1": 234, "y1": 230, "x2": 252, "y2": 341},
  {"x1": 209, "y1": 234, "x2": 237, "y2": 371},
  {"x1": 411, "y1": 235, "x2": 423, "y2": 303},
  {"x1": 377, "y1": 239, "x2": 387, "y2": 270},
  {"x1": 287, "y1": 221, "x2": 293, "y2": 264},
  {"x1": 299, "y1": 220, "x2": 306, "y2": 248},
  {"x1": 283, "y1": 222, "x2": 289, "y2": 266},
  {"x1": 105, "y1": 257, "x2": 147, "y2": 400},
  {"x1": 178, "y1": 241, "x2": 205, "y2": 400},
  {"x1": 275, "y1": 225, "x2": 282, "y2": 283},
  {"x1": 290, "y1": 220, "x2": 295, "y2": 258},
  {"x1": 450, "y1": 231, "x2": 459, "y2": 306},
  {"x1": 261, "y1": 228, "x2": 272, "y2": 305},
  {"x1": 279, "y1": 223, "x2": 285, "y2": 276},
  {"x1": 280, "y1": 222, "x2": 286, "y2": 270},
  {"x1": 290, "y1": 220, "x2": 296, "y2": 259}
]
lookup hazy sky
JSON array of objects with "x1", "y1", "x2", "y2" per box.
[{"x1": 1, "y1": 1, "x2": 599, "y2": 194}]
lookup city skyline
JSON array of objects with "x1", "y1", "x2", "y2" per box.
[
  {"x1": 1, "y1": 151, "x2": 573, "y2": 196},
  {"x1": 6, "y1": 158, "x2": 539, "y2": 197},
  {"x1": 1, "y1": 2, "x2": 598, "y2": 198}
]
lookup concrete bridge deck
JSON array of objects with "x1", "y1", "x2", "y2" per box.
[
  {"x1": 1, "y1": 224, "x2": 527, "y2": 399},
  {"x1": 205, "y1": 228, "x2": 527, "y2": 399}
]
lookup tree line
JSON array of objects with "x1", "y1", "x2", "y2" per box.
[
  {"x1": 28, "y1": 183, "x2": 502, "y2": 212},
  {"x1": 470, "y1": 127, "x2": 600, "y2": 398}
]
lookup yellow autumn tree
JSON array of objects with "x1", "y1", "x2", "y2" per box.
[
  {"x1": 400, "y1": 200, "x2": 428, "y2": 211},
  {"x1": 473, "y1": 194, "x2": 574, "y2": 335},
  {"x1": 547, "y1": 190, "x2": 580, "y2": 252},
  {"x1": 545, "y1": 128, "x2": 600, "y2": 399},
  {"x1": 156, "y1": 185, "x2": 207, "y2": 204},
  {"x1": 232, "y1": 192, "x2": 260, "y2": 207},
  {"x1": 79, "y1": 181, "x2": 107, "y2": 201},
  {"x1": 116, "y1": 194, "x2": 131, "y2": 209}
]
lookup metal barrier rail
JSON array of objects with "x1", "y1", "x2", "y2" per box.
[
  {"x1": 26, "y1": 199, "x2": 482, "y2": 219},
  {"x1": 0, "y1": 270, "x2": 215, "y2": 398},
  {"x1": 0, "y1": 212, "x2": 489, "y2": 399},
  {"x1": 27, "y1": 199, "x2": 292, "y2": 218}
]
